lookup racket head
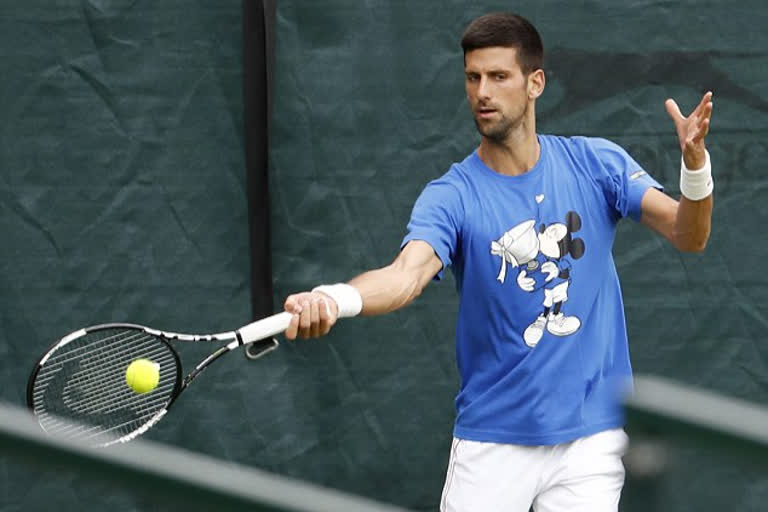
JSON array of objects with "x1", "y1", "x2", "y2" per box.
[{"x1": 27, "y1": 323, "x2": 183, "y2": 447}]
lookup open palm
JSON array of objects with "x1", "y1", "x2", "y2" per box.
[{"x1": 665, "y1": 91, "x2": 713, "y2": 169}]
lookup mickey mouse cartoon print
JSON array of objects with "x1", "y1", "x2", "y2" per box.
[{"x1": 491, "y1": 207, "x2": 586, "y2": 348}]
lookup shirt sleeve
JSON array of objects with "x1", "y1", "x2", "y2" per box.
[
  {"x1": 590, "y1": 138, "x2": 663, "y2": 222},
  {"x1": 400, "y1": 176, "x2": 464, "y2": 281}
]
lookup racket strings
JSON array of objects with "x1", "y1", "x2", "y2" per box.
[
  {"x1": 58, "y1": 370, "x2": 176, "y2": 411},
  {"x1": 36, "y1": 334, "x2": 167, "y2": 411},
  {"x1": 38, "y1": 329, "x2": 152, "y2": 373},
  {"x1": 37, "y1": 378, "x2": 175, "y2": 439},
  {"x1": 31, "y1": 327, "x2": 180, "y2": 444},
  {"x1": 42, "y1": 391, "x2": 171, "y2": 438},
  {"x1": 52, "y1": 338, "x2": 159, "y2": 393},
  {"x1": 60, "y1": 342, "x2": 172, "y2": 406},
  {"x1": 66, "y1": 404, "x2": 167, "y2": 444},
  {"x1": 62, "y1": 378, "x2": 176, "y2": 416}
]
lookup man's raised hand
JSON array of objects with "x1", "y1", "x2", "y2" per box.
[{"x1": 665, "y1": 91, "x2": 713, "y2": 170}]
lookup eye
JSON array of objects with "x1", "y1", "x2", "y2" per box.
[
  {"x1": 494, "y1": 73, "x2": 507, "y2": 81},
  {"x1": 466, "y1": 74, "x2": 479, "y2": 82}
]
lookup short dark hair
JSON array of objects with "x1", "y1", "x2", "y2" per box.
[{"x1": 461, "y1": 13, "x2": 544, "y2": 74}]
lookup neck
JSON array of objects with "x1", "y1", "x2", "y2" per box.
[{"x1": 477, "y1": 115, "x2": 539, "y2": 177}]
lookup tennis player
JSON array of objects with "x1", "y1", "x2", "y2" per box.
[{"x1": 283, "y1": 12, "x2": 714, "y2": 512}]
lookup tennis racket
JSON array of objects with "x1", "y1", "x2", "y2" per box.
[{"x1": 26, "y1": 311, "x2": 292, "y2": 448}]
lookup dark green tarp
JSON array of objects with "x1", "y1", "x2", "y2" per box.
[{"x1": 2, "y1": 1, "x2": 768, "y2": 511}]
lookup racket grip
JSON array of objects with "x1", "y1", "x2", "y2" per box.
[{"x1": 237, "y1": 311, "x2": 293, "y2": 344}]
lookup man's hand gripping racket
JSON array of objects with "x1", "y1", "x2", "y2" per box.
[{"x1": 284, "y1": 283, "x2": 362, "y2": 340}]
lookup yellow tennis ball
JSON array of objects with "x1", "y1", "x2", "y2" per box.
[{"x1": 125, "y1": 359, "x2": 160, "y2": 394}]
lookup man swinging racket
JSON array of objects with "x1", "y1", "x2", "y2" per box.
[{"x1": 282, "y1": 12, "x2": 713, "y2": 512}]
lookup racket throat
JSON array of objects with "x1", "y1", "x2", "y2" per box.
[{"x1": 182, "y1": 346, "x2": 230, "y2": 389}]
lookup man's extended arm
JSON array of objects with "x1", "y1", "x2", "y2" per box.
[{"x1": 283, "y1": 240, "x2": 443, "y2": 340}]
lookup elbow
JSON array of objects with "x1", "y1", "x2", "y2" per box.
[
  {"x1": 675, "y1": 234, "x2": 710, "y2": 253},
  {"x1": 679, "y1": 242, "x2": 708, "y2": 253},
  {"x1": 404, "y1": 276, "x2": 427, "y2": 305},
  {"x1": 387, "y1": 263, "x2": 428, "y2": 310}
]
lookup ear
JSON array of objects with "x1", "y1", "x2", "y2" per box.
[
  {"x1": 565, "y1": 211, "x2": 582, "y2": 232},
  {"x1": 569, "y1": 238, "x2": 586, "y2": 259},
  {"x1": 527, "y1": 69, "x2": 546, "y2": 100}
]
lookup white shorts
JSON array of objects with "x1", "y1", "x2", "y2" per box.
[
  {"x1": 440, "y1": 429, "x2": 628, "y2": 512},
  {"x1": 543, "y1": 281, "x2": 569, "y2": 308}
]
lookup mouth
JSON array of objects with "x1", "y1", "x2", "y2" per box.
[{"x1": 475, "y1": 107, "x2": 498, "y2": 119}]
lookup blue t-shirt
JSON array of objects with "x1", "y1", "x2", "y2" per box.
[{"x1": 401, "y1": 135, "x2": 662, "y2": 445}]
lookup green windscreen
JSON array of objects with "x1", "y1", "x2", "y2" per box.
[{"x1": 2, "y1": 1, "x2": 768, "y2": 511}]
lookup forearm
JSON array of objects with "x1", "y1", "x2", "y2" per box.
[
  {"x1": 346, "y1": 240, "x2": 442, "y2": 316},
  {"x1": 640, "y1": 187, "x2": 713, "y2": 253},
  {"x1": 284, "y1": 241, "x2": 442, "y2": 339},
  {"x1": 673, "y1": 194, "x2": 713, "y2": 252},
  {"x1": 673, "y1": 146, "x2": 714, "y2": 252},
  {"x1": 348, "y1": 263, "x2": 431, "y2": 316}
]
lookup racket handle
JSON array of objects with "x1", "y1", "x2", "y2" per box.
[{"x1": 237, "y1": 311, "x2": 293, "y2": 344}]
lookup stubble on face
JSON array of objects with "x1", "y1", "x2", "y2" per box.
[{"x1": 473, "y1": 100, "x2": 528, "y2": 143}]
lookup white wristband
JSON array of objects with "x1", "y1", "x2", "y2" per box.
[
  {"x1": 312, "y1": 283, "x2": 363, "y2": 318},
  {"x1": 680, "y1": 150, "x2": 713, "y2": 201}
]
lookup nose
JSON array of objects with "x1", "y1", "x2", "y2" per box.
[{"x1": 476, "y1": 76, "x2": 491, "y2": 101}]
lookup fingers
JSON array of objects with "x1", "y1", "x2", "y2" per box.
[
  {"x1": 283, "y1": 294, "x2": 304, "y2": 340},
  {"x1": 667, "y1": 92, "x2": 714, "y2": 155},
  {"x1": 308, "y1": 298, "x2": 320, "y2": 338},
  {"x1": 667, "y1": 91, "x2": 713, "y2": 121},
  {"x1": 285, "y1": 311, "x2": 300, "y2": 340},
  {"x1": 690, "y1": 115, "x2": 711, "y2": 145},
  {"x1": 317, "y1": 296, "x2": 333, "y2": 336},
  {"x1": 282, "y1": 292, "x2": 338, "y2": 341},
  {"x1": 665, "y1": 98, "x2": 683, "y2": 123},
  {"x1": 692, "y1": 91, "x2": 714, "y2": 118},
  {"x1": 687, "y1": 95, "x2": 713, "y2": 148},
  {"x1": 693, "y1": 96, "x2": 714, "y2": 143}
]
